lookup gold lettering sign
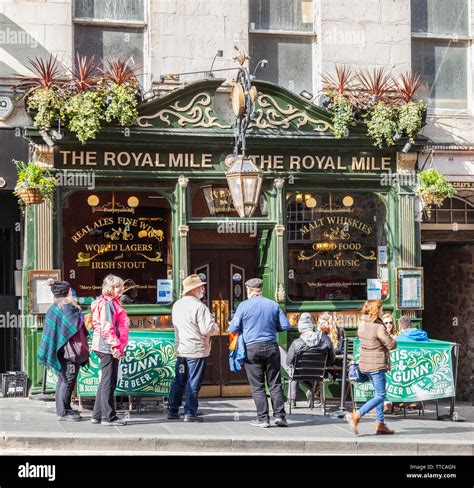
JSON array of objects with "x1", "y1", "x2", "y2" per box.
[
  {"x1": 57, "y1": 150, "x2": 393, "y2": 173},
  {"x1": 297, "y1": 217, "x2": 375, "y2": 269}
]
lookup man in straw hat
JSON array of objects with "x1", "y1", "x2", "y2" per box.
[
  {"x1": 167, "y1": 274, "x2": 218, "y2": 422},
  {"x1": 229, "y1": 278, "x2": 290, "y2": 428}
]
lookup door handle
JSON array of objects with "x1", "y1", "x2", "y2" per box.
[
  {"x1": 221, "y1": 300, "x2": 229, "y2": 335},
  {"x1": 212, "y1": 300, "x2": 222, "y2": 335}
]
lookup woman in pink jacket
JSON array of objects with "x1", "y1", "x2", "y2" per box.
[{"x1": 91, "y1": 274, "x2": 130, "y2": 426}]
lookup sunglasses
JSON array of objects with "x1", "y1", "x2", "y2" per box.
[{"x1": 384, "y1": 321, "x2": 393, "y2": 325}]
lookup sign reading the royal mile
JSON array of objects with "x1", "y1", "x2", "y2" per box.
[
  {"x1": 55, "y1": 148, "x2": 395, "y2": 173},
  {"x1": 353, "y1": 340, "x2": 455, "y2": 403}
]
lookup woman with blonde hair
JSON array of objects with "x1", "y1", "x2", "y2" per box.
[
  {"x1": 381, "y1": 312, "x2": 397, "y2": 338},
  {"x1": 317, "y1": 312, "x2": 344, "y2": 354},
  {"x1": 346, "y1": 299, "x2": 397, "y2": 435},
  {"x1": 91, "y1": 274, "x2": 130, "y2": 426}
]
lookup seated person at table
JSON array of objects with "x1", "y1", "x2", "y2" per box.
[
  {"x1": 382, "y1": 312, "x2": 398, "y2": 338},
  {"x1": 283, "y1": 313, "x2": 335, "y2": 406},
  {"x1": 317, "y1": 313, "x2": 344, "y2": 378},
  {"x1": 397, "y1": 316, "x2": 429, "y2": 342}
]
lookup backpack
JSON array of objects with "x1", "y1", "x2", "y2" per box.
[{"x1": 63, "y1": 326, "x2": 90, "y2": 365}]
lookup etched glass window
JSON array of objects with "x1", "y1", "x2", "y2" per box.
[
  {"x1": 62, "y1": 191, "x2": 171, "y2": 306},
  {"x1": 287, "y1": 192, "x2": 387, "y2": 302}
]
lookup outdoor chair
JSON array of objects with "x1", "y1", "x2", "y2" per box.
[{"x1": 286, "y1": 350, "x2": 328, "y2": 415}]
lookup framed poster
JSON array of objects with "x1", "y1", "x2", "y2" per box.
[
  {"x1": 157, "y1": 279, "x2": 173, "y2": 304},
  {"x1": 29, "y1": 270, "x2": 61, "y2": 314},
  {"x1": 397, "y1": 268, "x2": 424, "y2": 310}
]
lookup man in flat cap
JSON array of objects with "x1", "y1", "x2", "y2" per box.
[
  {"x1": 229, "y1": 278, "x2": 290, "y2": 427},
  {"x1": 167, "y1": 274, "x2": 218, "y2": 422}
]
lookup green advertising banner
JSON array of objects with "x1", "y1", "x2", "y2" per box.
[
  {"x1": 46, "y1": 330, "x2": 176, "y2": 397},
  {"x1": 353, "y1": 339, "x2": 455, "y2": 403}
]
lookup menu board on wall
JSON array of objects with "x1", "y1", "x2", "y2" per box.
[
  {"x1": 397, "y1": 268, "x2": 424, "y2": 309},
  {"x1": 62, "y1": 191, "x2": 171, "y2": 304}
]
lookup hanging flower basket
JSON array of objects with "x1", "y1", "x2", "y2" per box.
[
  {"x1": 417, "y1": 168, "x2": 455, "y2": 219},
  {"x1": 17, "y1": 188, "x2": 45, "y2": 205},
  {"x1": 12, "y1": 160, "x2": 57, "y2": 212}
]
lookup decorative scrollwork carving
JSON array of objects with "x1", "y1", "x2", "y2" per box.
[
  {"x1": 322, "y1": 227, "x2": 351, "y2": 241},
  {"x1": 354, "y1": 251, "x2": 377, "y2": 260},
  {"x1": 249, "y1": 94, "x2": 334, "y2": 132},
  {"x1": 134, "y1": 251, "x2": 163, "y2": 262},
  {"x1": 297, "y1": 250, "x2": 321, "y2": 261},
  {"x1": 104, "y1": 227, "x2": 134, "y2": 241},
  {"x1": 136, "y1": 93, "x2": 230, "y2": 129}
]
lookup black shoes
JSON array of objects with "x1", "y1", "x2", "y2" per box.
[
  {"x1": 167, "y1": 412, "x2": 180, "y2": 420},
  {"x1": 274, "y1": 417, "x2": 288, "y2": 427}
]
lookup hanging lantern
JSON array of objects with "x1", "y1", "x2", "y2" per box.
[{"x1": 225, "y1": 155, "x2": 263, "y2": 218}]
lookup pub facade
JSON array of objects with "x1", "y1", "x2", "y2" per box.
[{"x1": 23, "y1": 79, "x2": 422, "y2": 396}]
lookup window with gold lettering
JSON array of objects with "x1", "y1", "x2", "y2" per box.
[
  {"x1": 191, "y1": 184, "x2": 268, "y2": 218},
  {"x1": 287, "y1": 192, "x2": 387, "y2": 301},
  {"x1": 62, "y1": 191, "x2": 172, "y2": 306}
]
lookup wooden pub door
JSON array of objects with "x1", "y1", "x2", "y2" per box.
[{"x1": 191, "y1": 242, "x2": 256, "y2": 397}]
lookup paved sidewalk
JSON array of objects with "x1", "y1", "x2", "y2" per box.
[{"x1": 0, "y1": 397, "x2": 472, "y2": 455}]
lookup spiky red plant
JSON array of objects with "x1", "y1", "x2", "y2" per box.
[
  {"x1": 99, "y1": 58, "x2": 139, "y2": 87},
  {"x1": 70, "y1": 54, "x2": 99, "y2": 93},
  {"x1": 16, "y1": 55, "x2": 66, "y2": 94},
  {"x1": 355, "y1": 67, "x2": 396, "y2": 103},
  {"x1": 395, "y1": 71, "x2": 423, "y2": 103},
  {"x1": 321, "y1": 65, "x2": 355, "y2": 96}
]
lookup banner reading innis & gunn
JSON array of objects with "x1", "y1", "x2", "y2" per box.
[
  {"x1": 353, "y1": 339, "x2": 456, "y2": 403},
  {"x1": 47, "y1": 330, "x2": 176, "y2": 397}
]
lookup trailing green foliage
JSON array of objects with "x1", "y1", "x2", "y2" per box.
[
  {"x1": 331, "y1": 94, "x2": 356, "y2": 139},
  {"x1": 365, "y1": 102, "x2": 397, "y2": 148},
  {"x1": 61, "y1": 91, "x2": 105, "y2": 144},
  {"x1": 104, "y1": 83, "x2": 139, "y2": 126},
  {"x1": 397, "y1": 101, "x2": 426, "y2": 143},
  {"x1": 26, "y1": 89, "x2": 63, "y2": 132}
]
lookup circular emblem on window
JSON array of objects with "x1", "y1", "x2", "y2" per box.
[
  {"x1": 234, "y1": 284, "x2": 242, "y2": 298},
  {"x1": 198, "y1": 273, "x2": 207, "y2": 282},
  {"x1": 232, "y1": 273, "x2": 242, "y2": 282}
]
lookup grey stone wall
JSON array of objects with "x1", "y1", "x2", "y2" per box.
[{"x1": 423, "y1": 243, "x2": 474, "y2": 402}]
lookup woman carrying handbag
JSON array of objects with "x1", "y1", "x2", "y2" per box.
[{"x1": 346, "y1": 299, "x2": 397, "y2": 435}]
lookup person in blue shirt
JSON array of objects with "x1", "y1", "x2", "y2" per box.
[
  {"x1": 229, "y1": 278, "x2": 290, "y2": 428},
  {"x1": 396, "y1": 316, "x2": 429, "y2": 342}
]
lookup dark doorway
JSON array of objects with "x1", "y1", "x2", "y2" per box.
[
  {"x1": 423, "y1": 242, "x2": 473, "y2": 402},
  {"x1": 191, "y1": 229, "x2": 257, "y2": 397},
  {"x1": 0, "y1": 192, "x2": 21, "y2": 372}
]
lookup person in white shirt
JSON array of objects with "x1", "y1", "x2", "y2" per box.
[{"x1": 167, "y1": 274, "x2": 218, "y2": 422}]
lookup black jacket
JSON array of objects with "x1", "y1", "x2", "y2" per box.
[{"x1": 286, "y1": 331, "x2": 336, "y2": 367}]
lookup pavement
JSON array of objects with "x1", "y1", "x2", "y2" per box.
[{"x1": 0, "y1": 397, "x2": 472, "y2": 455}]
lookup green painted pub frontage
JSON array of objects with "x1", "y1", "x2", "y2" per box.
[{"x1": 22, "y1": 79, "x2": 423, "y2": 397}]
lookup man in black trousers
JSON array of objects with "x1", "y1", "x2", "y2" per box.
[{"x1": 229, "y1": 278, "x2": 291, "y2": 427}]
